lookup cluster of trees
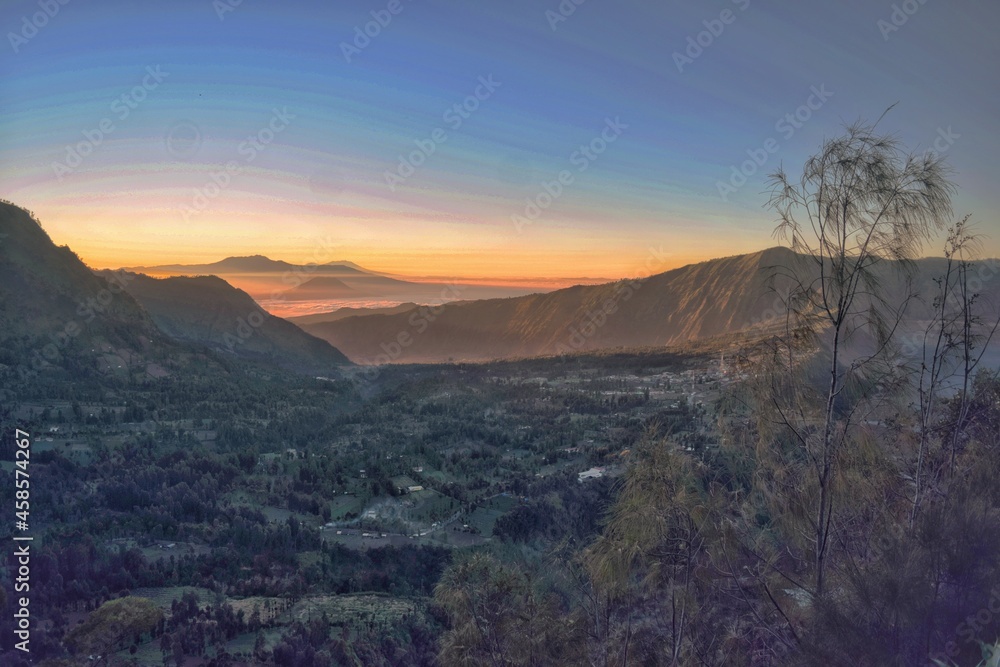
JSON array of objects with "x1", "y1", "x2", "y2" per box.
[
  {"x1": 2, "y1": 330, "x2": 679, "y2": 664},
  {"x1": 432, "y1": 120, "x2": 1000, "y2": 666},
  {"x1": 492, "y1": 472, "x2": 613, "y2": 546},
  {"x1": 265, "y1": 611, "x2": 443, "y2": 667}
]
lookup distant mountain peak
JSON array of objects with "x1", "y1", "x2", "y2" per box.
[
  {"x1": 124, "y1": 255, "x2": 379, "y2": 277},
  {"x1": 299, "y1": 277, "x2": 353, "y2": 287},
  {"x1": 209, "y1": 255, "x2": 297, "y2": 271},
  {"x1": 325, "y1": 260, "x2": 372, "y2": 272},
  {"x1": 283, "y1": 276, "x2": 359, "y2": 299}
]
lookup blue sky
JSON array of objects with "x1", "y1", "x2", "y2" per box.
[{"x1": 1, "y1": 0, "x2": 997, "y2": 277}]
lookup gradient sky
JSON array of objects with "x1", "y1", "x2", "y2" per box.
[{"x1": 1, "y1": 0, "x2": 997, "y2": 280}]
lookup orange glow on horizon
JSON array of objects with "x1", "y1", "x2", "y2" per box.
[
  {"x1": 29, "y1": 201, "x2": 772, "y2": 284},
  {"x1": 47, "y1": 221, "x2": 754, "y2": 284},
  {"x1": 80, "y1": 248, "x2": 720, "y2": 284}
]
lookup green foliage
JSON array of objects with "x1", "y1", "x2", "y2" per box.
[
  {"x1": 434, "y1": 552, "x2": 586, "y2": 666},
  {"x1": 65, "y1": 596, "x2": 162, "y2": 664}
]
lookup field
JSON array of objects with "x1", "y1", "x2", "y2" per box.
[
  {"x1": 290, "y1": 593, "x2": 422, "y2": 626},
  {"x1": 407, "y1": 488, "x2": 458, "y2": 523},
  {"x1": 224, "y1": 628, "x2": 285, "y2": 655},
  {"x1": 465, "y1": 507, "x2": 503, "y2": 536},
  {"x1": 130, "y1": 586, "x2": 216, "y2": 609},
  {"x1": 461, "y1": 494, "x2": 520, "y2": 536},
  {"x1": 328, "y1": 493, "x2": 365, "y2": 519}
]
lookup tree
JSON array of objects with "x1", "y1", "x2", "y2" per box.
[
  {"x1": 585, "y1": 437, "x2": 721, "y2": 666},
  {"x1": 434, "y1": 552, "x2": 585, "y2": 666},
  {"x1": 762, "y1": 112, "x2": 954, "y2": 597},
  {"x1": 253, "y1": 630, "x2": 269, "y2": 664},
  {"x1": 909, "y1": 217, "x2": 999, "y2": 524}
]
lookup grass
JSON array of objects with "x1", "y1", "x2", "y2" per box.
[
  {"x1": 484, "y1": 494, "x2": 520, "y2": 512},
  {"x1": 290, "y1": 593, "x2": 421, "y2": 627},
  {"x1": 226, "y1": 628, "x2": 285, "y2": 655},
  {"x1": 297, "y1": 550, "x2": 324, "y2": 569},
  {"x1": 328, "y1": 493, "x2": 365, "y2": 520},
  {"x1": 113, "y1": 638, "x2": 163, "y2": 666},
  {"x1": 421, "y1": 466, "x2": 458, "y2": 485},
  {"x1": 116, "y1": 627, "x2": 286, "y2": 666},
  {"x1": 390, "y1": 474, "x2": 418, "y2": 491},
  {"x1": 463, "y1": 495, "x2": 520, "y2": 536},
  {"x1": 466, "y1": 507, "x2": 504, "y2": 536},
  {"x1": 408, "y1": 489, "x2": 457, "y2": 523},
  {"x1": 130, "y1": 586, "x2": 215, "y2": 610}
]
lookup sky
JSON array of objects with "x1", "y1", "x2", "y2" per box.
[{"x1": 1, "y1": 0, "x2": 998, "y2": 281}]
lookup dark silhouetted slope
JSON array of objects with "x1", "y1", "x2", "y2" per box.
[
  {"x1": 300, "y1": 247, "x2": 1000, "y2": 364},
  {"x1": 300, "y1": 249, "x2": 801, "y2": 363},
  {"x1": 117, "y1": 273, "x2": 350, "y2": 371},
  {"x1": 0, "y1": 201, "x2": 176, "y2": 375}
]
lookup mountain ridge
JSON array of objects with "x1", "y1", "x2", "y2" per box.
[
  {"x1": 295, "y1": 246, "x2": 1000, "y2": 364},
  {"x1": 0, "y1": 201, "x2": 350, "y2": 377},
  {"x1": 0, "y1": 201, "x2": 194, "y2": 378},
  {"x1": 123, "y1": 255, "x2": 377, "y2": 276},
  {"x1": 112, "y1": 272, "x2": 351, "y2": 371}
]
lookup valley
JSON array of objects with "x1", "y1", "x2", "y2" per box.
[{"x1": 3, "y1": 343, "x2": 727, "y2": 664}]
